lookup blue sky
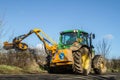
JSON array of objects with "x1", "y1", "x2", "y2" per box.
[{"x1": 0, "y1": 0, "x2": 120, "y2": 58}]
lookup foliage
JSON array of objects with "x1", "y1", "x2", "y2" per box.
[
  {"x1": 0, "y1": 49, "x2": 47, "y2": 74},
  {"x1": 106, "y1": 57, "x2": 120, "y2": 73}
]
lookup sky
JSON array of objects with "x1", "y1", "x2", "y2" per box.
[{"x1": 0, "y1": 0, "x2": 120, "y2": 58}]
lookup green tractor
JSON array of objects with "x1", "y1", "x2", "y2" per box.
[{"x1": 48, "y1": 29, "x2": 107, "y2": 75}]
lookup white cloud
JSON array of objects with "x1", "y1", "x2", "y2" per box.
[
  {"x1": 35, "y1": 44, "x2": 46, "y2": 55},
  {"x1": 104, "y1": 34, "x2": 114, "y2": 40},
  {"x1": 36, "y1": 44, "x2": 44, "y2": 49}
]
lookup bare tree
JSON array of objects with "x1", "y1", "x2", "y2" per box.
[
  {"x1": 0, "y1": 15, "x2": 6, "y2": 39},
  {"x1": 0, "y1": 15, "x2": 8, "y2": 51},
  {"x1": 0, "y1": 17, "x2": 4, "y2": 49},
  {"x1": 8, "y1": 31, "x2": 14, "y2": 42},
  {"x1": 96, "y1": 39, "x2": 111, "y2": 58},
  {"x1": 0, "y1": 17, "x2": 3, "y2": 38}
]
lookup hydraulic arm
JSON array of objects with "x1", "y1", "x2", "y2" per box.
[{"x1": 3, "y1": 28, "x2": 57, "y2": 54}]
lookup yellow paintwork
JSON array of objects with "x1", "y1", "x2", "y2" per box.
[
  {"x1": 3, "y1": 42, "x2": 13, "y2": 50},
  {"x1": 50, "y1": 62, "x2": 72, "y2": 67},
  {"x1": 81, "y1": 52, "x2": 90, "y2": 70},
  {"x1": 34, "y1": 30, "x2": 57, "y2": 54},
  {"x1": 50, "y1": 49, "x2": 73, "y2": 66},
  {"x1": 33, "y1": 28, "x2": 57, "y2": 45},
  {"x1": 3, "y1": 28, "x2": 57, "y2": 53},
  {"x1": 18, "y1": 43, "x2": 28, "y2": 50}
]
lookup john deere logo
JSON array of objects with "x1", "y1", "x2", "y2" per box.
[{"x1": 59, "y1": 53, "x2": 64, "y2": 60}]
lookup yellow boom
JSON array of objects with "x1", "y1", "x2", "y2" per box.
[{"x1": 3, "y1": 28, "x2": 57, "y2": 54}]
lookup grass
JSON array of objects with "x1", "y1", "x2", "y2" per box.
[
  {"x1": 0, "y1": 64, "x2": 46, "y2": 74},
  {"x1": 0, "y1": 65, "x2": 23, "y2": 74}
]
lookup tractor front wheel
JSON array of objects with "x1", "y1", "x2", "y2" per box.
[{"x1": 93, "y1": 55, "x2": 107, "y2": 74}]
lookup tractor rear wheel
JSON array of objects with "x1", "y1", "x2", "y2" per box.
[
  {"x1": 93, "y1": 55, "x2": 107, "y2": 74},
  {"x1": 73, "y1": 47, "x2": 91, "y2": 75},
  {"x1": 73, "y1": 50, "x2": 82, "y2": 74}
]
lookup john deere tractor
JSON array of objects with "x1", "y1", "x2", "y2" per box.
[
  {"x1": 48, "y1": 29, "x2": 106, "y2": 75},
  {"x1": 4, "y1": 29, "x2": 106, "y2": 75}
]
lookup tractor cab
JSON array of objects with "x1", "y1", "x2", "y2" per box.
[{"x1": 58, "y1": 29, "x2": 91, "y2": 49}]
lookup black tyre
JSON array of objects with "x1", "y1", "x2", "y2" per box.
[
  {"x1": 73, "y1": 47, "x2": 91, "y2": 75},
  {"x1": 93, "y1": 55, "x2": 107, "y2": 74},
  {"x1": 73, "y1": 50, "x2": 82, "y2": 74}
]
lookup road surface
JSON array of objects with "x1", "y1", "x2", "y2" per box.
[{"x1": 0, "y1": 73, "x2": 119, "y2": 80}]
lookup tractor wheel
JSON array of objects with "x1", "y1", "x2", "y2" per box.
[
  {"x1": 73, "y1": 50, "x2": 82, "y2": 74},
  {"x1": 93, "y1": 55, "x2": 107, "y2": 74},
  {"x1": 73, "y1": 47, "x2": 91, "y2": 75}
]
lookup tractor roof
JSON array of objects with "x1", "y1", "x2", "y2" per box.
[{"x1": 60, "y1": 29, "x2": 88, "y2": 34}]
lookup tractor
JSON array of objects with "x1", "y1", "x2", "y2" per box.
[{"x1": 3, "y1": 28, "x2": 107, "y2": 75}]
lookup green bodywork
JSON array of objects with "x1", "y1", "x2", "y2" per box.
[{"x1": 58, "y1": 29, "x2": 89, "y2": 49}]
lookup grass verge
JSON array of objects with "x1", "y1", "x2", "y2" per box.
[
  {"x1": 0, "y1": 64, "x2": 47, "y2": 74},
  {"x1": 0, "y1": 65, "x2": 23, "y2": 74}
]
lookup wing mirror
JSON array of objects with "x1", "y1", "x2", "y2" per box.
[
  {"x1": 90, "y1": 33, "x2": 95, "y2": 39},
  {"x1": 92, "y1": 34, "x2": 95, "y2": 39}
]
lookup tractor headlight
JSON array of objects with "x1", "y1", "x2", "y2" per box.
[
  {"x1": 74, "y1": 29, "x2": 78, "y2": 32},
  {"x1": 59, "y1": 53, "x2": 64, "y2": 60}
]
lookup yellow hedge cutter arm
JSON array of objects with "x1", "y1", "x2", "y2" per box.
[{"x1": 3, "y1": 28, "x2": 57, "y2": 54}]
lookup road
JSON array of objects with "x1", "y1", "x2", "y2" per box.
[{"x1": 0, "y1": 73, "x2": 119, "y2": 80}]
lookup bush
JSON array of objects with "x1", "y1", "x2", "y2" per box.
[
  {"x1": 0, "y1": 49, "x2": 47, "y2": 74},
  {"x1": 106, "y1": 57, "x2": 120, "y2": 73}
]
